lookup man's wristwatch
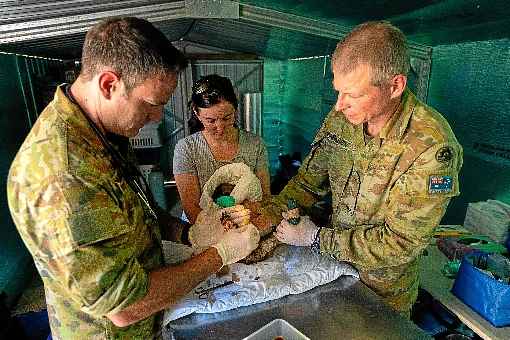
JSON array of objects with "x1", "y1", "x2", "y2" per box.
[{"x1": 310, "y1": 227, "x2": 321, "y2": 254}]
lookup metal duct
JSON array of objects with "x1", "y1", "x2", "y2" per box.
[{"x1": 240, "y1": 92, "x2": 262, "y2": 136}]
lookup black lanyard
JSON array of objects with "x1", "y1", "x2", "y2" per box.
[
  {"x1": 64, "y1": 85, "x2": 159, "y2": 220},
  {"x1": 93, "y1": 126, "x2": 159, "y2": 221}
]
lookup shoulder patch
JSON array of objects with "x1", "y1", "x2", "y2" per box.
[
  {"x1": 429, "y1": 175, "x2": 453, "y2": 194},
  {"x1": 435, "y1": 146, "x2": 453, "y2": 163}
]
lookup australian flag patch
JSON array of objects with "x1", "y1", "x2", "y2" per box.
[{"x1": 429, "y1": 175, "x2": 453, "y2": 194}]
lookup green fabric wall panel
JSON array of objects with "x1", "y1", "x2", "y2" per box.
[
  {"x1": 427, "y1": 39, "x2": 510, "y2": 223},
  {"x1": 0, "y1": 54, "x2": 34, "y2": 305},
  {"x1": 262, "y1": 59, "x2": 286, "y2": 173},
  {"x1": 263, "y1": 57, "x2": 331, "y2": 173}
]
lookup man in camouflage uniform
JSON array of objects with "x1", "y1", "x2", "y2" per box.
[
  {"x1": 271, "y1": 21, "x2": 463, "y2": 317},
  {"x1": 7, "y1": 17, "x2": 259, "y2": 339}
]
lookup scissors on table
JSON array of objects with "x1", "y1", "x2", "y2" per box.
[{"x1": 195, "y1": 281, "x2": 236, "y2": 299}]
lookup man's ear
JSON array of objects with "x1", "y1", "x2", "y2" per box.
[
  {"x1": 390, "y1": 74, "x2": 407, "y2": 99},
  {"x1": 97, "y1": 71, "x2": 120, "y2": 100}
]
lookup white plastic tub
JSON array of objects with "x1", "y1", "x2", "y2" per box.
[{"x1": 243, "y1": 319, "x2": 310, "y2": 340}]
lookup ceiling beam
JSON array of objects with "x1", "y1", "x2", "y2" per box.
[
  {"x1": 0, "y1": 1, "x2": 430, "y2": 58},
  {"x1": 239, "y1": 3, "x2": 430, "y2": 59},
  {"x1": 0, "y1": 1, "x2": 186, "y2": 44}
]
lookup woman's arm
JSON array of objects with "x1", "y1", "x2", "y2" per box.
[{"x1": 174, "y1": 173, "x2": 202, "y2": 224}]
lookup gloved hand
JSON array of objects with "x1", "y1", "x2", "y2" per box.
[
  {"x1": 190, "y1": 205, "x2": 253, "y2": 250},
  {"x1": 275, "y1": 215, "x2": 319, "y2": 246},
  {"x1": 188, "y1": 209, "x2": 224, "y2": 250},
  {"x1": 212, "y1": 223, "x2": 260, "y2": 265}
]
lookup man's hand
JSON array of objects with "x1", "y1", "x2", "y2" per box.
[
  {"x1": 275, "y1": 215, "x2": 318, "y2": 246},
  {"x1": 242, "y1": 201, "x2": 277, "y2": 237},
  {"x1": 212, "y1": 223, "x2": 260, "y2": 265}
]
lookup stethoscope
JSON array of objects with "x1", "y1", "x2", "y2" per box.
[
  {"x1": 83, "y1": 113, "x2": 159, "y2": 221},
  {"x1": 93, "y1": 125, "x2": 158, "y2": 220},
  {"x1": 65, "y1": 84, "x2": 159, "y2": 220}
]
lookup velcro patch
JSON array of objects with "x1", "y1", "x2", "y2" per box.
[
  {"x1": 435, "y1": 146, "x2": 453, "y2": 163},
  {"x1": 429, "y1": 175, "x2": 453, "y2": 194}
]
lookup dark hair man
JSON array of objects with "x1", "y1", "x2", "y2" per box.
[{"x1": 7, "y1": 17, "x2": 259, "y2": 339}]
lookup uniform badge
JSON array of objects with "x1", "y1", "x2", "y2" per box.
[
  {"x1": 429, "y1": 175, "x2": 453, "y2": 194},
  {"x1": 436, "y1": 146, "x2": 453, "y2": 163}
]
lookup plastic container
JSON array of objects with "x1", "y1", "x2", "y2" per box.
[
  {"x1": 243, "y1": 319, "x2": 310, "y2": 340},
  {"x1": 129, "y1": 122, "x2": 161, "y2": 149},
  {"x1": 452, "y1": 253, "x2": 510, "y2": 327}
]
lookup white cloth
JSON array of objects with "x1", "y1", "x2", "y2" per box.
[
  {"x1": 199, "y1": 162, "x2": 262, "y2": 210},
  {"x1": 190, "y1": 163, "x2": 263, "y2": 252},
  {"x1": 464, "y1": 200, "x2": 510, "y2": 243},
  {"x1": 162, "y1": 244, "x2": 359, "y2": 324}
]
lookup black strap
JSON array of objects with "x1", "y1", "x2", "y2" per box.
[{"x1": 64, "y1": 84, "x2": 159, "y2": 220}]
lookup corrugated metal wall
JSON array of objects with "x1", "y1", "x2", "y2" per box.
[
  {"x1": 161, "y1": 59, "x2": 264, "y2": 176},
  {"x1": 161, "y1": 65, "x2": 193, "y2": 177},
  {"x1": 192, "y1": 59, "x2": 264, "y2": 94}
]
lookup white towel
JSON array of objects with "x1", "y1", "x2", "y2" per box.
[{"x1": 162, "y1": 243, "x2": 358, "y2": 324}]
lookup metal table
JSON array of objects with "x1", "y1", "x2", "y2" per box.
[{"x1": 165, "y1": 276, "x2": 430, "y2": 339}]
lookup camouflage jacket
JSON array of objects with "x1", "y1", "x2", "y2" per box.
[
  {"x1": 7, "y1": 86, "x2": 164, "y2": 339},
  {"x1": 266, "y1": 89, "x2": 462, "y2": 313}
]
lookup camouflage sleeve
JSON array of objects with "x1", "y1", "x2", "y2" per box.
[
  {"x1": 320, "y1": 142, "x2": 462, "y2": 272},
  {"x1": 37, "y1": 174, "x2": 150, "y2": 318},
  {"x1": 261, "y1": 115, "x2": 334, "y2": 226}
]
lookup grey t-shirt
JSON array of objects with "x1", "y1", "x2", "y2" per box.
[{"x1": 173, "y1": 129, "x2": 269, "y2": 190}]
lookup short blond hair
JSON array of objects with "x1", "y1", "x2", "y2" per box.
[{"x1": 332, "y1": 21, "x2": 410, "y2": 86}]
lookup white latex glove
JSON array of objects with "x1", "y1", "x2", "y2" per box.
[
  {"x1": 188, "y1": 208, "x2": 224, "y2": 250},
  {"x1": 190, "y1": 205, "x2": 254, "y2": 251},
  {"x1": 275, "y1": 215, "x2": 319, "y2": 246},
  {"x1": 212, "y1": 223, "x2": 260, "y2": 265}
]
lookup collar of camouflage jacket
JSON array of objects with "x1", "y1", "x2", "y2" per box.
[
  {"x1": 378, "y1": 88, "x2": 417, "y2": 141},
  {"x1": 52, "y1": 84, "x2": 104, "y2": 151}
]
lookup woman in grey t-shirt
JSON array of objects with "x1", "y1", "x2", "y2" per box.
[{"x1": 173, "y1": 74, "x2": 270, "y2": 223}]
